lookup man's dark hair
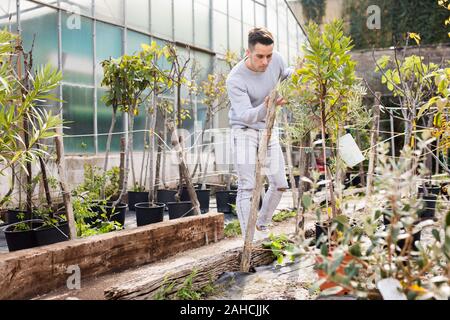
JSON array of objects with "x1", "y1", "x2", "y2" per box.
[{"x1": 248, "y1": 27, "x2": 274, "y2": 49}]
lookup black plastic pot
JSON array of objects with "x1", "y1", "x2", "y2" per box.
[
  {"x1": 315, "y1": 222, "x2": 331, "y2": 247},
  {"x1": 127, "y1": 191, "x2": 150, "y2": 211},
  {"x1": 6, "y1": 209, "x2": 32, "y2": 225},
  {"x1": 287, "y1": 175, "x2": 301, "y2": 189},
  {"x1": 418, "y1": 185, "x2": 441, "y2": 196},
  {"x1": 4, "y1": 220, "x2": 44, "y2": 252},
  {"x1": 34, "y1": 222, "x2": 70, "y2": 246},
  {"x1": 135, "y1": 202, "x2": 165, "y2": 226},
  {"x1": 104, "y1": 202, "x2": 128, "y2": 226},
  {"x1": 418, "y1": 194, "x2": 437, "y2": 220},
  {"x1": 181, "y1": 188, "x2": 210, "y2": 214},
  {"x1": 215, "y1": 190, "x2": 238, "y2": 214},
  {"x1": 397, "y1": 230, "x2": 421, "y2": 252},
  {"x1": 157, "y1": 190, "x2": 177, "y2": 211},
  {"x1": 167, "y1": 201, "x2": 194, "y2": 220}
]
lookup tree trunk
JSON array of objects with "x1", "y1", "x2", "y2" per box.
[
  {"x1": 102, "y1": 110, "x2": 117, "y2": 198},
  {"x1": 140, "y1": 108, "x2": 151, "y2": 189},
  {"x1": 148, "y1": 105, "x2": 158, "y2": 204},
  {"x1": 129, "y1": 115, "x2": 136, "y2": 189},
  {"x1": 155, "y1": 132, "x2": 163, "y2": 197},
  {"x1": 115, "y1": 118, "x2": 131, "y2": 205},
  {"x1": 366, "y1": 93, "x2": 381, "y2": 199},
  {"x1": 241, "y1": 90, "x2": 278, "y2": 272},
  {"x1": 167, "y1": 121, "x2": 201, "y2": 216},
  {"x1": 161, "y1": 113, "x2": 168, "y2": 189},
  {"x1": 38, "y1": 154, "x2": 52, "y2": 209},
  {"x1": 200, "y1": 113, "x2": 212, "y2": 189},
  {"x1": 356, "y1": 132, "x2": 366, "y2": 187},
  {"x1": 296, "y1": 133, "x2": 311, "y2": 236}
]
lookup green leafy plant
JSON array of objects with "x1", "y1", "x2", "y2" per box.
[
  {"x1": 272, "y1": 209, "x2": 297, "y2": 223},
  {"x1": 224, "y1": 219, "x2": 241, "y2": 238},
  {"x1": 263, "y1": 234, "x2": 296, "y2": 266}
]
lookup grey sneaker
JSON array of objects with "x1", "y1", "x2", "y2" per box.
[{"x1": 256, "y1": 225, "x2": 269, "y2": 232}]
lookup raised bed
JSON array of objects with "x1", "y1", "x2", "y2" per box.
[{"x1": 0, "y1": 213, "x2": 223, "y2": 300}]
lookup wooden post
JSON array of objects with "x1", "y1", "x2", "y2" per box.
[
  {"x1": 296, "y1": 133, "x2": 311, "y2": 236},
  {"x1": 240, "y1": 89, "x2": 279, "y2": 272},
  {"x1": 55, "y1": 131, "x2": 77, "y2": 240},
  {"x1": 366, "y1": 92, "x2": 381, "y2": 199},
  {"x1": 283, "y1": 111, "x2": 298, "y2": 209}
]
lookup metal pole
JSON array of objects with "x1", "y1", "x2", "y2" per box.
[
  {"x1": 16, "y1": 0, "x2": 21, "y2": 35},
  {"x1": 93, "y1": 0, "x2": 98, "y2": 154}
]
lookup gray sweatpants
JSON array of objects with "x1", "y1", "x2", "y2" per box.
[{"x1": 231, "y1": 127, "x2": 289, "y2": 235}]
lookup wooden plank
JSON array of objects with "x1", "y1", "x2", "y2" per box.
[{"x1": 0, "y1": 213, "x2": 223, "y2": 300}]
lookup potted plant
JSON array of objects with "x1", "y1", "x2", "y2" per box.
[{"x1": 134, "y1": 42, "x2": 175, "y2": 226}]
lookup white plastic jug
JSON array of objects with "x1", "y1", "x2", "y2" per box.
[{"x1": 338, "y1": 133, "x2": 365, "y2": 168}]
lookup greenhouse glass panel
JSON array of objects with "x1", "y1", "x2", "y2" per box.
[
  {"x1": 95, "y1": 0, "x2": 124, "y2": 25},
  {"x1": 96, "y1": 21, "x2": 122, "y2": 87},
  {"x1": 255, "y1": 2, "x2": 265, "y2": 27},
  {"x1": 213, "y1": 11, "x2": 227, "y2": 54},
  {"x1": 194, "y1": 1, "x2": 210, "y2": 49},
  {"x1": 174, "y1": 0, "x2": 193, "y2": 44},
  {"x1": 0, "y1": 0, "x2": 17, "y2": 30},
  {"x1": 126, "y1": 29, "x2": 150, "y2": 55},
  {"x1": 126, "y1": 0, "x2": 150, "y2": 32},
  {"x1": 62, "y1": 85, "x2": 95, "y2": 154},
  {"x1": 62, "y1": 13, "x2": 94, "y2": 85},
  {"x1": 242, "y1": 0, "x2": 254, "y2": 26},
  {"x1": 214, "y1": 0, "x2": 227, "y2": 14},
  {"x1": 20, "y1": 2, "x2": 58, "y2": 69},
  {"x1": 228, "y1": 0, "x2": 242, "y2": 20},
  {"x1": 60, "y1": 0, "x2": 92, "y2": 17},
  {"x1": 151, "y1": 0, "x2": 172, "y2": 39},
  {"x1": 229, "y1": 17, "x2": 242, "y2": 54}
]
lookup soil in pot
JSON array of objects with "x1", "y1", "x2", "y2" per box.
[
  {"x1": 135, "y1": 202, "x2": 165, "y2": 226},
  {"x1": 167, "y1": 201, "x2": 194, "y2": 220},
  {"x1": 216, "y1": 190, "x2": 238, "y2": 214},
  {"x1": 157, "y1": 190, "x2": 177, "y2": 211},
  {"x1": 34, "y1": 222, "x2": 70, "y2": 246},
  {"x1": 127, "y1": 191, "x2": 150, "y2": 211},
  {"x1": 4, "y1": 220, "x2": 44, "y2": 252}
]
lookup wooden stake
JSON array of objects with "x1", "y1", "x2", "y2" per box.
[
  {"x1": 366, "y1": 92, "x2": 381, "y2": 199},
  {"x1": 283, "y1": 111, "x2": 298, "y2": 209},
  {"x1": 240, "y1": 89, "x2": 279, "y2": 272},
  {"x1": 55, "y1": 131, "x2": 77, "y2": 240}
]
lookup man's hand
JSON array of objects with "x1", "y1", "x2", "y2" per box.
[{"x1": 264, "y1": 96, "x2": 287, "y2": 108}]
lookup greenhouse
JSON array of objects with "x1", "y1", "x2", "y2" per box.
[{"x1": 0, "y1": 0, "x2": 449, "y2": 305}]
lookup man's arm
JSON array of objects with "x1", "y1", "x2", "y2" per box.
[{"x1": 227, "y1": 79, "x2": 267, "y2": 125}]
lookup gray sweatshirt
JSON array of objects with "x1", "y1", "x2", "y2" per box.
[{"x1": 226, "y1": 51, "x2": 293, "y2": 130}]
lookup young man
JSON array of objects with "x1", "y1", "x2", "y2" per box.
[{"x1": 226, "y1": 27, "x2": 293, "y2": 236}]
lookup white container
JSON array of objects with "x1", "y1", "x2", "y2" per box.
[{"x1": 338, "y1": 133, "x2": 365, "y2": 168}]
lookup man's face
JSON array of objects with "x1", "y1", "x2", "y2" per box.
[{"x1": 246, "y1": 43, "x2": 274, "y2": 72}]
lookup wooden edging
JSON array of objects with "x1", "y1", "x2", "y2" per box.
[{"x1": 0, "y1": 213, "x2": 224, "y2": 300}]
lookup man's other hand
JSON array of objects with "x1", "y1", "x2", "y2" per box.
[{"x1": 265, "y1": 96, "x2": 287, "y2": 108}]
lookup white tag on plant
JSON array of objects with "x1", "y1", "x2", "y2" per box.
[
  {"x1": 377, "y1": 278, "x2": 407, "y2": 300},
  {"x1": 338, "y1": 133, "x2": 365, "y2": 168}
]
